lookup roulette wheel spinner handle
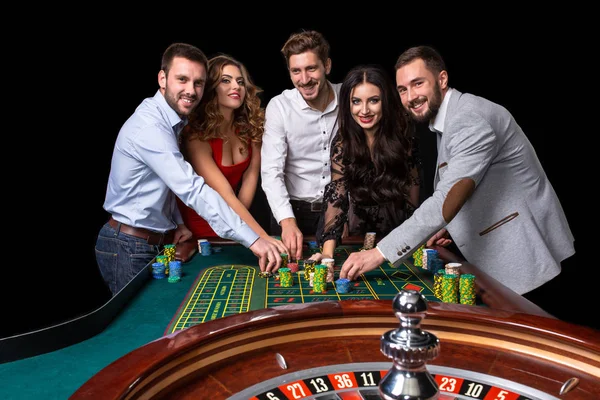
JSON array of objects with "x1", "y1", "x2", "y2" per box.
[{"x1": 379, "y1": 289, "x2": 441, "y2": 400}]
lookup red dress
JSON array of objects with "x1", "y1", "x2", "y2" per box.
[{"x1": 177, "y1": 138, "x2": 252, "y2": 238}]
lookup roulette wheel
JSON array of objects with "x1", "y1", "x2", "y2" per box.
[{"x1": 71, "y1": 288, "x2": 600, "y2": 399}]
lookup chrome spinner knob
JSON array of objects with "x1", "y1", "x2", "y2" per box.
[{"x1": 379, "y1": 289, "x2": 440, "y2": 399}]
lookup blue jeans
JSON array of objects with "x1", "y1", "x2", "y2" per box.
[{"x1": 95, "y1": 222, "x2": 160, "y2": 296}]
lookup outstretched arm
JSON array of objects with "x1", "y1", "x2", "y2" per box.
[{"x1": 261, "y1": 102, "x2": 302, "y2": 260}]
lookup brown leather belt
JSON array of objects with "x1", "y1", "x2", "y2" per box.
[
  {"x1": 108, "y1": 217, "x2": 174, "y2": 246},
  {"x1": 290, "y1": 200, "x2": 323, "y2": 212}
]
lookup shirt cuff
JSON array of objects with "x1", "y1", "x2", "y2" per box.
[
  {"x1": 235, "y1": 224, "x2": 260, "y2": 248},
  {"x1": 274, "y1": 205, "x2": 295, "y2": 224},
  {"x1": 375, "y1": 245, "x2": 387, "y2": 260}
]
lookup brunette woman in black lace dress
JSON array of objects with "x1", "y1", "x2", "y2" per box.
[{"x1": 314, "y1": 65, "x2": 421, "y2": 260}]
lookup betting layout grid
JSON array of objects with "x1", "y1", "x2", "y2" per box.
[
  {"x1": 261, "y1": 249, "x2": 422, "y2": 300},
  {"x1": 166, "y1": 239, "x2": 437, "y2": 334},
  {"x1": 166, "y1": 235, "x2": 477, "y2": 334},
  {"x1": 259, "y1": 235, "x2": 474, "y2": 305}
]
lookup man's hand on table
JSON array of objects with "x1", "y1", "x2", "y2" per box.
[
  {"x1": 250, "y1": 237, "x2": 283, "y2": 273},
  {"x1": 339, "y1": 248, "x2": 385, "y2": 281},
  {"x1": 280, "y1": 218, "x2": 303, "y2": 261}
]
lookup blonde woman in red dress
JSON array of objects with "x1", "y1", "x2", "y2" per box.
[{"x1": 178, "y1": 55, "x2": 287, "y2": 253}]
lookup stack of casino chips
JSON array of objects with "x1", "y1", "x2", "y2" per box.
[
  {"x1": 321, "y1": 258, "x2": 335, "y2": 282},
  {"x1": 287, "y1": 262, "x2": 299, "y2": 273},
  {"x1": 308, "y1": 272, "x2": 315, "y2": 287},
  {"x1": 363, "y1": 232, "x2": 376, "y2": 250},
  {"x1": 163, "y1": 244, "x2": 176, "y2": 262},
  {"x1": 303, "y1": 260, "x2": 316, "y2": 281},
  {"x1": 335, "y1": 278, "x2": 351, "y2": 293},
  {"x1": 413, "y1": 245, "x2": 425, "y2": 267},
  {"x1": 156, "y1": 254, "x2": 170, "y2": 275},
  {"x1": 198, "y1": 239, "x2": 212, "y2": 256},
  {"x1": 441, "y1": 273, "x2": 460, "y2": 303},
  {"x1": 459, "y1": 274, "x2": 476, "y2": 305},
  {"x1": 422, "y1": 249, "x2": 444, "y2": 274},
  {"x1": 279, "y1": 267, "x2": 293, "y2": 287},
  {"x1": 433, "y1": 270, "x2": 445, "y2": 299},
  {"x1": 313, "y1": 264, "x2": 327, "y2": 293},
  {"x1": 151, "y1": 262, "x2": 167, "y2": 279},
  {"x1": 434, "y1": 268, "x2": 477, "y2": 305},
  {"x1": 445, "y1": 262, "x2": 461, "y2": 276},
  {"x1": 280, "y1": 253, "x2": 288, "y2": 269},
  {"x1": 258, "y1": 270, "x2": 272, "y2": 278},
  {"x1": 168, "y1": 260, "x2": 182, "y2": 283}
]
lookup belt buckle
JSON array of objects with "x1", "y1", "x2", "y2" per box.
[{"x1": 310, "y1": 202, "x2": 322, "y2": 212}]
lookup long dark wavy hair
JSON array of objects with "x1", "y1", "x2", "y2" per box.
[
  {"x1": 185, "y1": 54, "x2": 264, "y2": 153},
  {"x1": 337, "y1": 64, "x2": 413, "y2": 204}
]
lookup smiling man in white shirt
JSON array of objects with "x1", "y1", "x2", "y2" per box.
[{"x1": 261, "y1": 30, "x2": 342, "y2": 261}]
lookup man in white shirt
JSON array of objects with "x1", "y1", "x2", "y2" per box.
[{"x1": 261, "y1": 30, "x2": 342, "y2": 261}]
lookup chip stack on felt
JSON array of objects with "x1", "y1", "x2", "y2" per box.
[
  {"x1": 168, "y1": 260, "x2": 182, "y2": 283},
  {"x1": 280, "y1": 253, "x2": 288, "y2": 269},
  {"x1": 321, "y1": 258, "x2": 335, "y2": 282},
  {"x1": 313, "y1": 264, "x2": 327, "y2": 293},
  {"x1": 433, "y1": 270, "x2": 445, "y2": 299},
  {"x1": 335, "y1": 278, "x2": 351, "y2": 293},
  {"x1": 442, "y1": 273, "x2": 459, "y2": 303},
  {"x1": 413, "y1": 245, "x2": 425, "y2": 267},
  {"x1": 303, "y1": 260, "x2": 316, "y2": 281},
  {"x1": 279, "y1": 268, "x2": 293, "y2": 287},
  {"x1": 363, "y1": 232, "x2": 376, "y2": 250},
  {"x1": 163, "y1": 244, "x2": 176, "y2": 262},
  {"x1": 459, "y1": 274, "x2": 476, "y2": 305},
  {"x1": 156, "y1": 255, "x2": 170, "y2": 275},
  {"x1": 152, "y1": 262, "x2": 167, "y2": 279},
  {"x1": 287, "y1": 262, "x2": 299, "y2": 273}
]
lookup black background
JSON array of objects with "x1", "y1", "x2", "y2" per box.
[{"x1": 6, "y1": 19, "x2": 590, "y2": 337}]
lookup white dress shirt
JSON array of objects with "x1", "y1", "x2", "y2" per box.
[
  {"x1": 103, "y1": 90, "x2": 258, "y2": 247},
  {"x1": 261, "y1": 82, "x2": 341, "y2": 224}
]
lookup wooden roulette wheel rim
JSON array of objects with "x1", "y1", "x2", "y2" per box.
[{"x1": 70, "y1": 300, "x2": 600, "y2": 400}]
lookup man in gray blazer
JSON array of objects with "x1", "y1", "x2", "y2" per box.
[{"x1": 339, "y1": 46, "x2": 575, "y2": 296}]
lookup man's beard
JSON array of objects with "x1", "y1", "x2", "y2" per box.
[
  {"x1": 406, "y1": 81, "x2": 443, "y2": 123},
  {"x1": 165, "y1": 88, "x2": 197, "y2": 117}
]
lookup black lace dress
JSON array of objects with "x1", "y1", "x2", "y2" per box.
[{"x1": 316, "y1": 134, "x2": 421, "y2": 246}]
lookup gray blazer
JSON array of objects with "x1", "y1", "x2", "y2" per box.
[{"x1": 378, "y1": 89, "x2": 574, "y2": 294}]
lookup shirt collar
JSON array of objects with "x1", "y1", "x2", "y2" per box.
[
  {"x1": 429, "y1": 87, "x2": 454, "y2": 135},
  {"x1": 153, "y1": 90, "x2": 187, "y2": 134},
  {"x1": 295, "y1": 80, "x2": 338, "y2": 112}
]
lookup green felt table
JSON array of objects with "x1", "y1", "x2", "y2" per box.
[
  {"x1": 0, "y1": 241, "x2": 551, "y2": 400},
  {"x1": 165, "y1": 244, "x2": 445, "y2": 335}
]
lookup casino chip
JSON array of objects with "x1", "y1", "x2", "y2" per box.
[{"x1": 258, "y1": 271, "x2": 272, "y2": 278}]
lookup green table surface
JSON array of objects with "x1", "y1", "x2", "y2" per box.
[{"x1": 0, "y1": 244, "x2": 445, "y2": 400}]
